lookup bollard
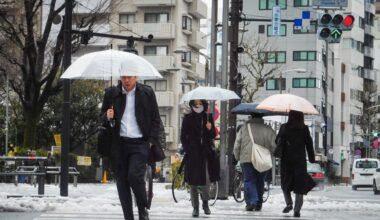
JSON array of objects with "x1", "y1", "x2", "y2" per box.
[{"x1": 37, "y1": 161, "x2": 45, "y2": 195}]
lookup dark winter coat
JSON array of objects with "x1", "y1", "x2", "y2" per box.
[
  {"x1": 180, "y1": 101, "x2": 220, "y2": 185},
  {"x1": 276, "y1": 124, "x2": 315, "y2": 195},
  {"x1": 100, "y1": 82, "x2": 162, "y2": 172}
]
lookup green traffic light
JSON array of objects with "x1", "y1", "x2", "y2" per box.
[{"x1": 330, "y1": 28, "x2": 342, "y2": 39}]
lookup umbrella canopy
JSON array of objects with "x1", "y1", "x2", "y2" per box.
[
  {"x1": 231, "y1": 103, "x2": 287, "y2": 116},
  {"x1": 60, "y1": 49, "x2": 162, "y2": 80},
  {"x1": 256, "y1": 94, "x2": 319, "y2": 115},
  {"x1": 180, "y1": 86, "x2": 240, "y2": 104}
]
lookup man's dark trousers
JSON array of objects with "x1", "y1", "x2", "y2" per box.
[{"x1": 116, "y1": 138, "x2": 149, "y2": 220}]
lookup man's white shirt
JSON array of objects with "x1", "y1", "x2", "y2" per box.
[{"x1": 120, "y1": 86, "x2": 143, "y2": 138}]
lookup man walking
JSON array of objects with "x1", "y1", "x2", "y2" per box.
[
  {"x1": 233, "y1": 113, "x2": 276, "y2": 211},
  {"x1": 100, "y1": 76, "x2": 162, "y2": 220}
]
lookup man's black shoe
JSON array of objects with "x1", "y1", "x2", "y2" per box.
[
  {"x1": 138, "y1": 208, "x2": 149, "y2": 220},
  {"x1": 282, "y1": 204, "x2": 293, "y2": 213},
  {"x1": 294, "y1": 211, "x2": 300, "y2": 218},
  {"x1": 192, "y1": 207, "x2": 199, "y2": 217},
  {"x1": 245, "y1": 204, "x2": 255, "y2": 211},
  {"x1": 255, "y1": 203, "x2": 262, "y2": 211}
]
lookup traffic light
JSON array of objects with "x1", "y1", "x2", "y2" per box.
[{"x1": 317, "y1": 13, "x2": 354, "y2": 43}]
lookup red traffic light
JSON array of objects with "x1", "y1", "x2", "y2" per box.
[{"x1": 343, "y1": 15, "x2": 355, "y2": 27}]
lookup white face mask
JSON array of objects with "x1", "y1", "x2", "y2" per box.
[{"x1": 192, "y1": 105, "x2": 204, "y2": 113}]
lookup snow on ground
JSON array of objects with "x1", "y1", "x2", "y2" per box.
[{"x1": 1, "y1": 183, "x2": 380, "y2": 213}]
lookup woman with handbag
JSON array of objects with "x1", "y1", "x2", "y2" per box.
[
  {"x1": 233, "y1": 113, "x2": 276, "y2": 212},
  {"x1": 275, "y1": 110, "x2": 316, "y2": 218},
  {"x1": 180, "y1": 99, "x2": 219, "y2": 217}
]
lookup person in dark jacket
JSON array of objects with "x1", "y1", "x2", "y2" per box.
[
  {"x1": 100, "y1": 76, "x2": 162, "y2": 220},
  {"x1": 180, "y1": 99, "x2": 220, "y2": 217},
  {"x1": 275, "y1": 110, "x2": 316, "y2": 218}
]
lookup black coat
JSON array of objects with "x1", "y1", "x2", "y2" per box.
[
  {"x1": 100, "y1": 82, "x2": 162, "y2": 172},
  {"x1": 180, "y1": 106, "x2": 220, "y2": 185},
  {"x1": 276, "y1": 124, "x2": 315, "y2": 195}
]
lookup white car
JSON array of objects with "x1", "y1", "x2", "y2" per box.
[
  {"x1": 373, "y1": 168, "x2": 380, "y2": 195},
  {"x1": 351, "y1": 158, "x2": 380, "y2": 190}
]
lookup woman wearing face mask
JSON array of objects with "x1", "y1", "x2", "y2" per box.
[{"x1": 180, "y1": 99, "x2": 220, "y2": 217}]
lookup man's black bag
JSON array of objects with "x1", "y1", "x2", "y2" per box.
[
  {"x1": 150, "y1": 120, "x2": 166, "y2": 162},
  {"x1": 97, "y1": 126, "x2": 111, "y2": 157}
]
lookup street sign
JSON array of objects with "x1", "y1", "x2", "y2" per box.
[
  {"x1": 272, "y1": 6, "x2": 281, "y2": 36},
  {"x1": 313, "y1": 0, "x2": 348, "y2": 8},
  {"x1": 294, "y1": 11, "x2": 311, "y2": 31}
]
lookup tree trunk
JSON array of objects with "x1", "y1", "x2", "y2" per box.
[{"x1": 23, "y1": 111, "x2": 40, "y2": 149}]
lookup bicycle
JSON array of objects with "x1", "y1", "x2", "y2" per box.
[
  {"x1": 232, "y1": 164, "x2": 271, "y2": 203},
  {"x1": 172, "y1": 155, "x2": 218, "y2": 206}
]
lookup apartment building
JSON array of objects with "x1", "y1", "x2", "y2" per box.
[
  {"x1": 110, "y1": 0, "x2": 208, "y2": 156},
  {"x1": 242, "y1": 0, "x2": 377, "y2": 179}
]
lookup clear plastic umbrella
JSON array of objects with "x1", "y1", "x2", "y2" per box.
[
  {"x1": 60, "y1": 49, "x2": 162, "y2": 80},
  {"x1": 180, "y1": 86, "x2": 240, "y2": 104}
]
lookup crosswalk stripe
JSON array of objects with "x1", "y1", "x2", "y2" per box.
[{"x1": 33, "y1": 211, "x2": 314, "y2": 220}]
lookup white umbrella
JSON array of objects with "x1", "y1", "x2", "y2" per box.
[
  {"x1": 60, "y1": 49, "x2": 162, "y2": 80},
  {"x1": 180, "y1": 86, "x2": 240, "y2": 104},
  {"x1": 256, "y1": 94, "x2": 319, "y2": 115}
]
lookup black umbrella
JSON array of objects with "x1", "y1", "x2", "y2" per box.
[{"x1": 231, "y1": 103, "x2": 287, "y2": 116}]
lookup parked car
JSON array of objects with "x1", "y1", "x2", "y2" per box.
[
  {"x1": 307, "y1": 162, "x2": 325, "y2": 190},
  {"x1": 352, "y1": 158, "x2": 380, "y2": 190},
  {"x1": 372, "y1": 168, "x2": 380, "y2": 195}
]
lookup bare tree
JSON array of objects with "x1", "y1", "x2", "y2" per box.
[
  {"x1": 0, "y1": 0, "x2": 113, "y2": 149},
  {"x1": 239, "y1": 35, "x2": 283, "y2": 102}
]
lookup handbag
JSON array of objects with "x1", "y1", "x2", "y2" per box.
[
  {"x1": 247, "y1": 124, "x2": 272, "y2": 172},
  {"x1": 150, "y1": 144, "x2": 165, "y2": 162}
]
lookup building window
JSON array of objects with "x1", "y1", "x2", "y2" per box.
[
  {"x1": 143, "y1": 46, "x2": 168, "y2": 56},
  {"x1": 182, "y1": 16, "x2": 192, "y2": 31},
  {"x1": 258, "y1": 51, "x2": 286, "y2": 63},
  {"x1": 259, "y1": 0, "x2": 286, "y2": 10},
  {"x1": 266, "y1": 78, "x2": 285, "y2": 90},
  {"x1": 292, "y1": 78, "x2": 317, "y2": 88},
  {"x1": 119, "y1": 14, "x2": 135, "y2": 24},
  {"x1": 293, "y1": 51, "x2": 316, "y2": 61},
  {"x1": 181, "y1": 51, "x2": 192, "y2": 63},
  {"x1": 144, "y1": 80, "x2": 167, "y2": 91},
  {"x1": 258, "y1": 25, "x2": 265, "y2": 33},
  {"x1": 144, "y1": 13, "x2": 169, "y2": 23},
  {"x1": 293, "y1": 21, "x2": 317, "y2": 34},
  {"x1": 294, "y1": 0, "x2": 310, "y2": 7},
  {"x1": 267, "y1": 24, "x2": 286, "y2": 36},
  {"x1": 350, "y1": 89, "x2": 363, "y2": 101}
]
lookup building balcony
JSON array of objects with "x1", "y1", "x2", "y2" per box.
[
  {"x1": 155, "y1": 91, "x2": 174, "y2": 108},
  {"x1": 0, "y1": 0, "x2": 15, "y2": 10},
  {"x1": 365, "y1": 3, "x2": 376, "y2": 14},
  {"x1": 364, "y1": 46, "x2": 374, "y2": 58},
  {"x1": 143, "y1": 56, "x2": 175, "y2": 72},
  {"x1": 192, "y1": 62, "x2": 206, "y2": 79},
  {"x1": 189, "y1": 0, "x2": 207, "y2": 19},
  {"x1": 165, "y1": 126, "x2": 174, "y2": 143},
  {"x1": 364, "y1": 24, "x2": 373, "y2": 35},
  {"x1": 119, "y1": 23, "x2": 176, "y2": 39},
  {"x1": 189, "y1": 31, "x2": 207, "y2": 49},
  {"x1": 134, "y1": 0, "x2": 176, "y2": 6},
  {"x1": 363, "y1": 69, "x2": 375, "y2": 81}
]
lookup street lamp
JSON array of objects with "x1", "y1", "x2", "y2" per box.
[{"x1": 279, "y1": 68, "x2": 307, "y2": 94}]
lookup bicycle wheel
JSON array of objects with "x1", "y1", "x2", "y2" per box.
[
  {"x1": 232, "y1": 174, "x2": 245, "y2": 203},
  {"x1": 172, "y1": 172, "x2": 190, "y2": 203},
  {"x1": 145, "y1": 165, "x2": 153, "y2": 209},
  {"x1": 209, "y1": 181, "x2": 218, "y2": 206}
]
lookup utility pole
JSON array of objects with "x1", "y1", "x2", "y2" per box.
[
  {"x1": 227, "y1": 0, "x2": 241, "y2": 194},
  {"x1": 219, "y1": 0, "x2": 229, "y2": 199},
  {"x1": 61, "y1": 0, "x2": 73, "y2": 197}
]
